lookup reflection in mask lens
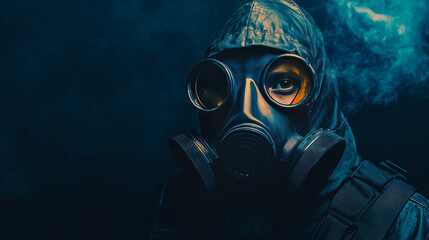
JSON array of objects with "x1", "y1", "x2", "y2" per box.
[
  {"x1": 188, "y1": 60, "x2": 230, "y2": 111},
  {"x1": 263, "y1": 57, "x2": 313, "y2": 106}
]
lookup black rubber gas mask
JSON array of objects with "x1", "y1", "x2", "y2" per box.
[{"x1": 169, "y1": 48, "x2": 345, "y2": 197}]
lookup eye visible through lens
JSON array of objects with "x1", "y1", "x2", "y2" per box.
[
  {"x1": 270, "y1": 78, "x2": 299, "y2": 95},
  {"x1": 264, "y1": 57, "x2": 312, "y2": 106},
  {"x1": 189, "y1": 60, "x2": 230, "y2": 111}
]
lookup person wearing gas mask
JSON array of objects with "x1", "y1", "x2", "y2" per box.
[{"x1": 114, "y1": 0, "x2": 429, "y2": 239}]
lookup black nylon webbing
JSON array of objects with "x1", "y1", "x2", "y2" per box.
[
  {"x1": 150, "y1": 179, "x2": 185, "y2": 240},
  {"x1": 312, "y1": 160, "x2": 416, "y2": 240},
  {"x1": 354, "y1": 180, "x2": 415, "y2": 240}
]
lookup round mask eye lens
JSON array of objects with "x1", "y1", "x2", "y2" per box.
[
  {"x1": 263, "y1": 56, "x2": 313, "y2": 107},
  {"x1": 188, "y1": 60, "x2": 230, "y2": 111}
]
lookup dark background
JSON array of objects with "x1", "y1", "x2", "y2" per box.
[{"x1": 0, "y1": 0, "x2": 428, "y2": 239}]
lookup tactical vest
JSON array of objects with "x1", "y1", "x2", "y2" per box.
[
  {"x1": 150, "y1": 160, "x2": 416, "y2": 240},
  {"x1": 311, "y1": 160, "x2": 415, "y2": 240}
]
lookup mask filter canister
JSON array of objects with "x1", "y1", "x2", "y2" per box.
[
  {"x1": 168, "y1": 130, "x2": 217, "y2": 192},
  {"x1": 285, "y1": 129, "x2": 346, "y2": 194}
]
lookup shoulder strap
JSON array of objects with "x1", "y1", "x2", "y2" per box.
[
  {"x1": 150, "y1": 176, "x2": 186, "y2": 240},
  {"x1": 312, "y1": 160, "x2": 416, "y2": 240}
]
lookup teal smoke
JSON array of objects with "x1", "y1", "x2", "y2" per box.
[{"x1": 323, "y1": 0, "x2": 429, "y2": 112}]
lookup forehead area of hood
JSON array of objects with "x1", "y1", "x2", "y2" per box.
[{"x1": 206, "y1": 0, "x2": 325, "y2": 68}]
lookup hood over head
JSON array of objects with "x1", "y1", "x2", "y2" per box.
[{"x1": 205, "y1": 0, "x2": 361, "y2": 197}]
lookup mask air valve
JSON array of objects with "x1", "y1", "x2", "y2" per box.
[{"x1": 220, "y1": 124, "x2": 276, "y2": 180}]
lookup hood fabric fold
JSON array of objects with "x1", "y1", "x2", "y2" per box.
[{"x1": 206, "y1": 0, "x2": 360, "y2": 197}]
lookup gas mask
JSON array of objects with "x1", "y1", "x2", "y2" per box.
[{"x1": 169, "y1": 47, "x2": 345, "y2": 197}]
